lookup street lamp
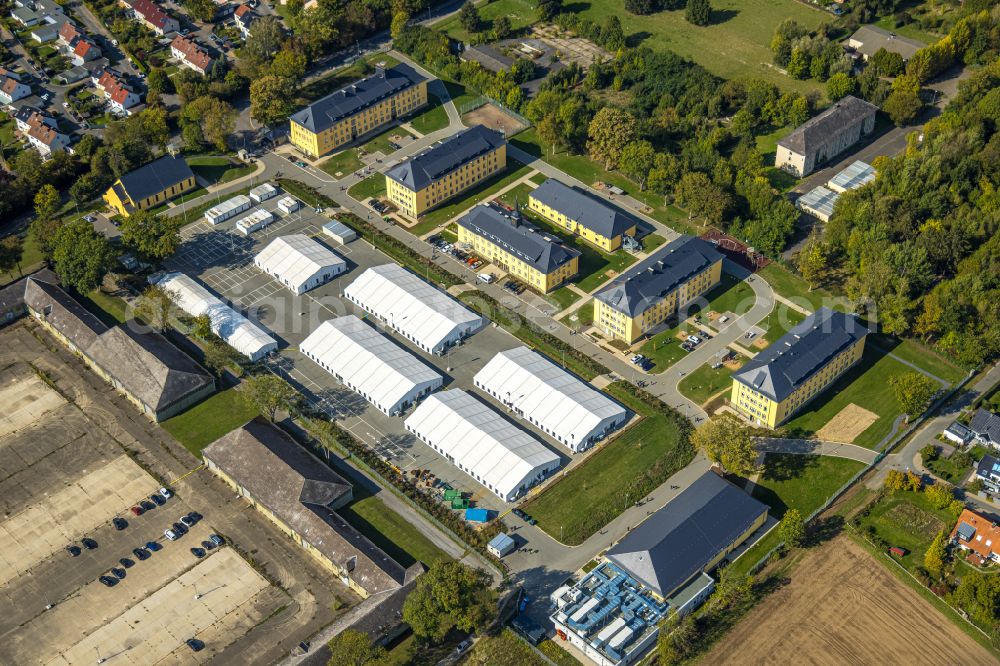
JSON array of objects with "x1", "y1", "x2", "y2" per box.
[{"x1": 193, "y1": 584, "x2": 227, "y2": 600}]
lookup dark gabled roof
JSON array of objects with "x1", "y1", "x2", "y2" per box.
[
  {"x1": 203, "y1": 418, "x2": 416, "y2": 595},
  {"x1": 971, "y1": 408, "x2": 1000, "y2": 444},
  {"x1": 289, "y1": 63, "x2": 426, "y2": 134},
  {"x1": 594, "y1": 235, "x2": 723, "y2": 317},
  {"x1": 117, "y1": 155, "x2": 194, "y2": 204},
  {"x1": 457, "y1": 204, "x2": 580, "y2": 273},
  {"x1": 385, "y1": 125, "x2": 506, "y2": 191},
  {"x1": 23, "y1": 278, "x2": 214, "y2": 413},
  {"x1": 976, "y1": 453, "x2": 1000, "y2": 482},
  {"x1": 606, "y1": 471, "x2": 768, "y2": 598},
  {"x1": 956, "y1": 521, "x2": 976, "y2": 541},
  {"x1": 530, "y1": 179, "x2": 639, "y2": 240},
  {"x1": 460, "y1": 44, "x2": 513, "y2": 73},
  {"x1": 731, "y1": 307, "x2": 869, "y2": 402},
  {"x1": 778, "y1": 95, "x2": 878, "y2": 156}
]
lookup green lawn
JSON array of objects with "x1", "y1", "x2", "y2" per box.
[
  {"x1": 0, "y1": 233, "x2": 43, "y2": 287},
  {"x1": 320, "y1": 148, "x2": 364, "y2": 178},
  {"x1": 361, "y1": 125, "x2": 414, "y2": 155},
  {"x1": 169, "y1": 187, "x2": 209, "y2": 205},
  {"x1": 337, "y1": 483, "x2": 450, "y2": 569},
  {"x1": 759, "y1": 305, "x2": 807, "y2": 344},
  {"x1": 495, "y1": 181, "x2": 536, "y2": 209},
  {"x1": 77, "y1": 289, "x2": 130, "y2": 326},
  {"x1": 347, "y1": 173, "x2": 386, "y2": 201},
  {"x1": 856, "y1": 489, "x2": 956, "y2": 576},
  {"x1": 879, "y1": 338, "x2": 967, "y2": 385},
  {"x1": 435, "y1": 0, "x2": 537, "y2": 42},
  {"x1": 561, "y1": 299, "x2": 594, "y2": 328},
  {"x1": 783, "y1": 346, "x2": 914, "y2": 449},
  {"x1": 758, "y1": 263, "x2": 836, "y2": 313},
  {"x1": 639, "y1": 318, "x2": 692, "y2": 371},
  {"x1": 161, "y1": 387, "x2": 260, "y2": 457},
  {"x1": 700, "y1": 273, "x2": 755, "y2": 318},
  {"x1": 678, "y1": 354, "x2": 746, "y2": 406},
  {"x1": 524, "y1": 383, "x2": 693, "y2": 545},
  {"x1": 752, "y1": 453, "x2": 866, "y2": 519},
  {"x1": 186, "y1": 156, "x2": 251, "y2": 184},
  {"x1": 642, "y1": 233, "x2": 666, "y2": 252},
  {"x1": 546, "y1": 286, "x2": 581, "y2": 311},
  {"x1": 468, "y1": 630, "x2": 546, "y2": 666},
  {"x1": 408, "y1": 95, "x2": 450, "y2": 134},
  {"x1": 873, "y1": 15, "x2": 940, "y2": 44},
  {"x1": 298, "y1": 53, "x2": 401, "y2": 103},
  {"x1": 572, "y1": 0, "x2": 827, "y2": 97}
]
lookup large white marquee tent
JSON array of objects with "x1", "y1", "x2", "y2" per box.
[
  {"x1": 253, "y1": 234, "x2": 347, "y2": 295},
  {"x1": 153, "y1": 272, "x2": 278, "y2": 361},
  {"x1": 405, "y1": 389, "x2": 561, "y2": 502},
  {"x1": 343, "y1": 264, "x2": 484, "y2": 355},
  {"x1": 300, "y1": 315, "x2": 443, "y2": 415},
  {"x1": 474, "y1": 346, "x2": 628, "y2": 452}
]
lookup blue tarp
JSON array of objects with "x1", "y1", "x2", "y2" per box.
[{"x1": 465, "y1": 508, "x2": 490, "y2": 522}]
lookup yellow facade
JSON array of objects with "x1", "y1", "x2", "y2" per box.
[
  {"x1": 527, "y1": 195, "x2": 636, "y2": 251},
  {"x1": 388, "y1": 143, "x2": 506, "y2": 217},
  {"x1": 290, "y1": 80, "x2": 428, "y2": 158},
  {"x1": 103, "y1": 175, "x2": 196, "y2": 217},
  {"x1": 457, "y1": 223, "x2": 579, "y2": 293},
  {"x1": 595, "y1": 258, "x2": 722, "y2": 344},
  {"x1": 731, "y1": 335, "x2": 866, "y2": 427}
]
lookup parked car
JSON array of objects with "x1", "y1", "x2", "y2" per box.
[
  {"x1": 139, "y1": 500, "x2": 155, "y2": 512},
  {"x1": 132, "y1": 547, "x2": 150, "y2": 561},
  {"x1": 191, "y1": 547, "x2": 206, "y2": 558},
  {"x1": 146, "y1": 541, "x2": 162, "y2": 552},
  {"x1": 149, "y1": 493, "x2": 165, "y2": 506},
  {"x1": 173, "y1": 522, "x2": 188, "y2": 535},
  {"x1": 110, "y1": 567, "x2": 126, "y2": 579},
  {"x1": 209, "y1": 534, "x2": 224, "y2": 547},
  {"x1": 164, "y1": 529, "x2": 179, "y2": 541},
  {"x1": 98, "y1": 575, "x2": 117, "y2": 587},
  {"x1": 185, "y1": 639, "x2": 204, "y2": 652},
  {"x1": 112, "y1": 517, "x2": 127, "y2": 531},
  {"x1": 81, "y1": 537, "x2": 98, "y2": 550},
  {"x1": 686, "y1": 335, "x2": 701, "y2": 344},
  {"x1": 66, "y1": 545, "x2": 81, "y2": 557},
  {"x1": 129, "y1": 506, "x2": 143, "y2": 516},
  {"x1": 188, "y1": 511, "x2": 203, "y2": 522},
  {"x1": 180, "y1": 515, "x2": 195, "y2": 528},
  {"x1": 119, "y1": 558, "x2": 134, "y2": 568},
  {"x1": 477, "y1": 273, "x2": 495, "y2": 284},
  {"x1": 201, "y1": 539, "x2": 216, "y2": 550}
]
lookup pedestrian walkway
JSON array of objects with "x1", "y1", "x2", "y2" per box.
[
  {"x1": 772, "y1": 292, "x2": 812, "y2": 315},
  {"x1": 757, "y1": 437, "x2": 881, "y2": 464}
]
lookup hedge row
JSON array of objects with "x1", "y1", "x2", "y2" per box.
[{"x1": 277, "y1": 179, "x2": 338, "y2": 210}]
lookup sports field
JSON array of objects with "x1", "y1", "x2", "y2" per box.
[{"x1": 705, "y1": 536, "x2": 998, "y2": 664}]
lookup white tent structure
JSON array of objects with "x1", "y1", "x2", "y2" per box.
[
  {"x1": 343, "y1": 264, "x2": 484, "y2": 355},
  {"x1": 152, "y1": 272, "x2": 278, "y2": 361},
  {"x1": 253, "y1": 234, "x2": 347, "y2": 295},
  {"x1": 300, "y1": 315, "x2": 443, "y2": 415},
  {"x1": 405, "y1": 389, "x2": 561, "y2": 501},
  {"x1": 474, "y1": 346, "x2": 628, "y2": 452}
]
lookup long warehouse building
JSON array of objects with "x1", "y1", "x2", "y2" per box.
[
  {"x1": 253, "y1": 234, "x2": 347, "y2": 295},
  {"x1": 344, "y1": 264, "x2": 485, "y2": 355},
  {"x1": 300, "y1": 315, "x2": 443, "y2": 415},
  {"x1": 474, "y1": 346, "x2": 628, "y2": 452},
  {"x1": 153, "y1": 272, "x2": 278, "y2": 361},
  {"x1": 405, "y1": 389, "x2": 561, "y2": 502}
]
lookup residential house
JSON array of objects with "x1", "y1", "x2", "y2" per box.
[
  {"x1": 528, "y1": 178, "x2": 639, "y2": 251},
  {"x1": 975, "y1": 454, "x2": 1000, "y2": 494},
  {"x1": 26, "y1": 120, "x2": 71, "y2": 157},
  {"x1": 970, "y1": 408, "x2": 1000, "y2": 448},
  {"x1": 233, "y1": 3, "x2": 256, "y2": 38},
  {"x1": 775, "y1": 95, "x2": 878, "y2": 177},
  {"x1": 93, "y1": 68, "x2": 141, "y2": 114},
  {"x1": 10, "y1": 0, "x2": 62, "y2": 27},
  {"x1": 59, "y1": 22, "x2": 102, "y2": 66},
  {"x1": 950, "y1": 508, "x2": 1000, "y2": 565},
  {"x1": 14, "y1": 106, "x2": 57, "y2": 133},
  {"x1": 385, "y1": 125, "x2": 506, "y2": 217},
  {"x1": 288, "y1": 62, "x2": 427, "y2": 158},
  {"x1": 170, "y1": 34, "x2": 213, "y2": 75},
  {"x1": 0, "y1": 74, "x2": 31, "y2": 105},
  {"x1": 943, "y1": 421, "x2": 972, "y2": 446},
  {"x1": 731, "y1": 307, "x2": 869, "y2": 427},
  {"x1": 122, "y1": 0, "x2": 179, "y2": 36},
  {"x1": 847, "y1": 25, "x2": 925, "y2": 62},
  {"x1": 103, "y1": 155, "x2": 197, "y2": 216}
]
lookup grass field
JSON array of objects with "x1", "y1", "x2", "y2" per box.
[
  {"x1": 320, "y1": 148, "x2": 364, "y2": 178},
  {"x1": 347, "y1": 173, "x2": 386, "y2": 201},
  {"x1": 678, "y1": 355, "x2": 746, "y2": 406},
  {"x1": 752, "y1": 454, "x2": 866, "y2": 519},
  {"x1": 759, "y1": 305, "x2": 807, "y2": 344},
  {"x1": 758, "y1": 263, "x2": 837, "y2": 313},
  {"x1": 878, "y1": 338, "x2": 967, "y2": 385},
  {"x1": 856, "y1": 489, "x2": 954, "y2": 576},
  {"x1": 561, "y1": 299, "x2": 594, "y2": 328},
  {"x1": 299, "y1": 53, "x2": 401, "y2": 102},
  {"x1": 408, "y1": 95, "x2": 450, "y2": 134},
  {"x1": 186, "y1": 156, "x2": 252, "y2": 184},
  {"x1": 362, "y1": 125, "x2": 414, "y2": 155},
  {"x1": 783, "y1": 346, "x2": 913, "y2": 449},
  {"x1": 524, "y1": 384, "x2": 692, "y2": 545},
  {"x1": 435, "y1": 0, "x2": 537, "y2": 42},
  {"x1": 161, "y1": 387, "x2": 260, "y2": 457},
  {"x1": 546, "y1": 286, "x2": 581, "y2": 311},
  {"x1": 77, "y1": 289, "x2": 130, "y2": 326},
  {"x1": 0, "y1": 234, "x2": 43, "y2": 287},
  {"x1": 573, "y1": 0, "x2": 827, "y2": 96}
]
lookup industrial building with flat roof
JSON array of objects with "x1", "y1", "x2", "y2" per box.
[
  {"x1": 253, "y1": 234, "x2": 347, "y2": 295},
  {"x1": 551, "y1": 471, "x2": 768, "y2": 666},
  {"x1": 23, "y1": 277, "x2": 215, "y2": 420},
  {"x1": 593, "y1": 236, "x2": 724, "y2": 343},
  {"x1": 796, "y1": 185, "x2": 839, "y2": 222},
  {"x1": 300, "y1": 315, "x2": 443, "y2": 416},
  {"x1": 103, "y1": 155, "x2": 197, "y2": 217},
  {"x1": 343, "y1": 263, "x2": 484, "y2": 354},
  {"x1": 203, "y1": 418, "x2": 422, "y2": 598},
  {"x1": 474, "y1": 346, "x2": 628, "y2": 452},
  {"x1": 385, "y1": 125, "x2": 507, "y2": 217},
  {"x1": 827, "y1": 160, "x2": 876, "y2": 193},
  {"x1": 847, "y1": 25, "x2": 925, "y2": 62},
  {"x1": 457, "y1": 204, "x2": 580, "y2": 294},
  {"x1": 731, "y1": 307, "x2": 869, "y2": 427},
  {"x1": 289, "y1": 63, "x2": 428, "y2": 158},
  {"x1": 205, "y1": 194, "x2": 252, "y2": 225},
  {"x1": 528, "y1": 179, "x2": 639, "y2": 252},
  {"x1": 405, "y1": 389, "x2": 561, "y2": 502},
  {"x1": 153, "y1": 272, "x2": 278, "y2": 361}
]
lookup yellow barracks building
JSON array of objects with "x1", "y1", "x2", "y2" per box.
[
  {"x1": 457, "y1": 203, "x2": 580, "y2": 293},
  {"x1": 103, "y1": 155, "x2": 197, "y2": 217},
  {"x1": 593, "y1": 236, "x2": 723, "y2": 343},
  {"x1": 386, "y1": 125, "x2": 506, "y2": 217},
  {"x1": 528, "y1": 178, "x2": 637, "y2": 251},
  {"x1": 288, "y1": 62, "x2": 427, "y2": 159},
  {"x1": 730, "y1": 307, "x2": 869, "y2": 427}
]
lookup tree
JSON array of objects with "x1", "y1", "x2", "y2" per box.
[
  {"x1": 619, "y1": 140, "x2": 656, "y2": 190},
  {"x1": 536, "y1": 0, "x2": 562, "y2": 21},
  {"x1": 883, "y1": 85, "x2": 922, "y2": 126},
  {"x1": 119, "y1": 209, "x2": 182, "y2": 260},
  {"x1": 402, "y1": 562, "x2": 496, "y2": 641},
  {"x1": 390, "y1": 10, "x2": 410, "y2": 40},
  {"x1": 491, "y1": 15, "x2": 512, "y2": 39},
  {"x1": 241, "y1": 374, "x2": 299, "y2": 421},
  {"x1": 326, "y1": 629, "x2": 386, "y2": 666},
  {"x1": 134, "y1": 285, "x2": 175, "y2": 332},
  {"x1": 270, "y1": 48, "x2": 308, "y2": 81},
  {"x1": 675, "y1": 172, "x2": 729, "y2": 227},
  {"x1": 924, "y1": 482, "x2": 954, "y2": 510},
  {"x1": 786, "y1": 48, "x2": 810, "y2": 79},
  {"x1": 147, "y1": 67, "x2": 173, "y2": 95},
  {"x1": 888, "y1": 371, "x2": 937, "y2": 420},
  {"x1": 242, "y1": 15, "x2": 284, "y2": 61},
  {"x1": 691, "y1": 414, "x2": 761, "y2": 477},
  {"x1": 797, "y1": 229, "x2": 830, "y2": 290},
  {"x1": 459, "y1": 1, "x2": 481, "y2": 33},
  {"x1": 826, "y1": 72, "x2": 856, "y2": 101},
  {"x1": 34, "y1": 183, "x2": 60, "y2": 225},
  {"x1": 180, "y1": 96, "x2": 237, "y2": 152},
  {"x1": 185, "y1": 0, "x2": 216, "y2": 22},
  {"x1": 923, "y1": 529, "x2": 946, "y2": 577},
  {"x1": 779, "y1": 508, "x2": 806, "y2": 548},
  {"x1": 191, "y1": 313, "x2": 213, "y2": 339},
  {"x1": 625, "y1": 0, "x2": 658, "y2": 15},
  {"x1": 883, "y1": 469, "x2": 907, "y2": 492},
  {"x1": 656, "y1": 612, "x2": 698, "y2": 665},
  {"x1": 684, "y1": 0, "x2": 710, "y2": 26},
  {"x1": 250, "y1": 76, "x2": 296, "y2": 125},
  {"x1": 869, "y1": 48, "x2": 904, "y2": 77},
  {"x1": 586, "y1": 107, "x2": 637, "y2": 170},
  {"x1": 51, "y1": 220, "x2": 114, "y2": 293},
  {"x1": 0, "y1": 234, "x2": 24, "y2": 277}
]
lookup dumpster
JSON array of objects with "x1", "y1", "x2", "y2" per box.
[
  {"x1": 451, "y1": 498, "x2": 470, "y2": 510},
  {"x1": 465, "y1": 508, "x2": 490, "y2": 523},
  {"x1": 443, "y1": 489, "x2": 460, "y2": 501}
]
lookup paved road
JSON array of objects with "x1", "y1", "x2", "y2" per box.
[{"x1": 758, "y1": 437, "x2": 882, "y2": 464}]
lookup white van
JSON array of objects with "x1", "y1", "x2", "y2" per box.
[{"x1": 477, "y1": 273, "x2": 495, "y2": 284}]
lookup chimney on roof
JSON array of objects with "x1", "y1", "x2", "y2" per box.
[{"x1": 375, "y1": 61, "x2": 386, "y2": 78}]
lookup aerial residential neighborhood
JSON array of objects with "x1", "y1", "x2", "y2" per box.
[{"x1": 2, "y1": 0, "x2": 1000, "y2": 664}]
